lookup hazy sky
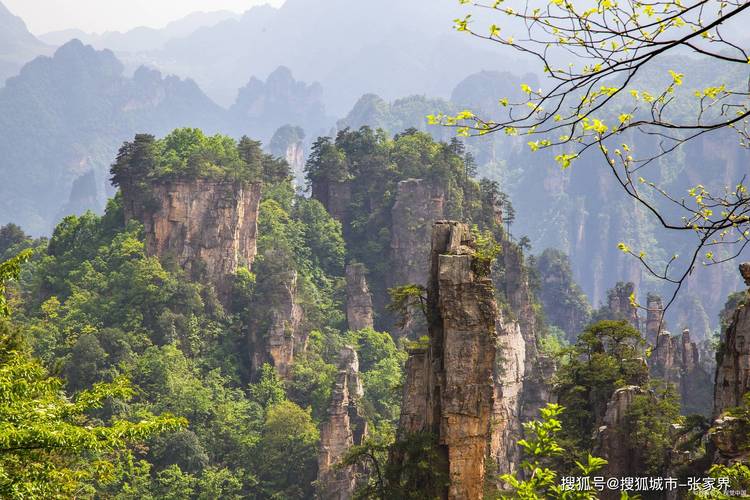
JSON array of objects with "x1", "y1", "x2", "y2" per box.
[{"x1": 4, "y1": 0, "x2": 285, "y2": 34}]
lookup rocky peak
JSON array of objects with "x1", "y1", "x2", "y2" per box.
[
  {"x1": 651, "y1": 327, "x2": 711, "y2": 416},
  {"x1": 606, "y1": 282, "x2": 640, "y2": 329},
  {"x1": 317, "y1": 346, "x2": 368, "y2": 500},
  {"x1": 394, "y1": 221, "x2": 505, "y2": 498},
  {"x1": 645, "y1": 293, "x2": 665, "y2": 344},
  {"x1": 713, "y1": 263, "x2": 750, "y2": 417},
  {"x1": 230, "y1": 65, "x2": 326, "y2": 141},
  {"x1": 345, "y1": 263, "x2": 374, "y2": 331},
  {"x1": 269, "y1": 125, "x2": 306, "y2": 186}
]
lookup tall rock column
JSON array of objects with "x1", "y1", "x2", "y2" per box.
[
  {"x1": 345, "y1": 263, "x2": 374, "y2": 331},
  {"x1": 122, "y1": 179, "x2": 262, "y2": 305},
  {"x1": 645, "y1": 293, "x2": 665, "y2": 344},
  {"x1": 396, "y1": 221, "x2": 503, "y2": 499},
  {"x1": 317, "y1": 347, "x2": 368, "y2": 500},
  {"x1": 713, "y1": 263, "x2": 750, "y2": 416},
  {"x1": 606, "y1": 282, "x2": 641, "y2": 329},
  {"x1": 499, "y1": 239, "x2": 555, "y2": 425},
  {"x1": 247, "y1": 268, "x2": 304, "y2": 379}
]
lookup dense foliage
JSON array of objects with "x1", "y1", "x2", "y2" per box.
[
  {"x1": 553, "y1": 320, "x2": 649, "y2": 469},
  {"x1": 0, "y1": 125, "x2": 408, "y2": 498},
  {"x1": 305, "y1": 126, "x2": 512, "y2": 328},
  {"x1": 110, "y1": 128, "x2": 289, "y2": 186}
]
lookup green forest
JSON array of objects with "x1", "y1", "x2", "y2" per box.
[
  {"x1": 1, "y1": 124, "x2": 748, "y2": 499},
  {"x1": 1, "y1": 0, "x2": 750, "y2": 498}
]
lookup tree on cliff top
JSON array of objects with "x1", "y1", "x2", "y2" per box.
[
  {"x1": 443, "y1": 0, "x2": 750, "y2": 311},
  {"x1": 110, "y1": 128, "x2": 290, "y2": 186}
]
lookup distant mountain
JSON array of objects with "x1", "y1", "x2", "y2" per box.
[
  {"x1": 132, "y1": 0, "x2": 533, "y2": 112},
  {"x1": 230, "y1": 66, "x2": 330, "y2": 142},
  {"x1": 0, "y1": 40, "x2": 226, "y2": 235},
  {"x1": 338, "y1": 93, "x2": 455, "y2": 140},
  {"x1": 0, "y1": 1, "x2": 51, "y2": 82},
  {"x1": 39, "y1": 10, "x2": 240, "y2": 52}
]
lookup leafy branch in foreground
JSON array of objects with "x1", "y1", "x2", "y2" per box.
[
  {"x1": 0, "y1": 252, "x2": 186, "y2": 498},
  {"x1": 0, "y1": 321, "x2": 186, "y2": 498},
  {"x1": 442, "y1": 0, "x2": 750, "y2": 312},
  {"x1": 501, "y1": 403, "x2": 629, "y2": 500}
]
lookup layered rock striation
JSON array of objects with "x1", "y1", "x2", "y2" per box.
[
  {"x1": 345, "y1": 263, "x2": 374, "y2": 331},
  {"x1": 317, "y1": 346, "x2": 368, "y2": 500},
  {"x1": 395, "y1": 221, "x2": 524, "y2": 499},
  {"x1": 122, "y1": 178, "x2": 262, "y2": 305}
]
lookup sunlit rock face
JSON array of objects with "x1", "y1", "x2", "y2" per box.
[
  {"x1": 395, "y1": 221, "x2": 523, "y2": 499},
  {"x1": 594, "y1": 386, "x2": 652, "y2": 479},
  {"x1": 122, "y1": 178, "x2": 262, "y2": 305}
]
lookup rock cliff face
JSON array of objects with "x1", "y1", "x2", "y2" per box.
[
  {"x1": 489, "y1": 316, "x2": 526, "y2": 477},
  {"x1": 499, "y1": 240, "x2": 555, "y2": 425},
  {"x1": 651, "y1": 328, "x2": 712, "y2": 415},
  {"x1": 709, "y1": 414, "x2": 750, "y2": 465},
  {"x1": 605, "y1": 282, "x2": 640, "y2": 329},
  {"x1": 122, "y1": 179, "x2": 262, "y2": 305},
  {"x1": 313, "y1": 180, "x2": 351, "y2": 224},
  {"x1": 390, "y1": 179, "x2": 445, "y2": 288},
  {"x1": 317, "y1": 347, "x2": 368, "y2": 500},
  {"x1": 713, "y1": 263, "x2": 750, "y2": 417},
  {"x1": 645, "y1": 294, "x2": 664, "y2": 344},
  {"x1": 247, "y1": 268, "x2": 304, "y2": 379},
  {"x1": 594, "y1": 386, "x2": 651, "y2": 479},
  {"x1": 396, "y1": 221, "x2": 519, "y2": 499},
  {"x1": 345, "y1": 263, "x2": 374, "y2": 331},
  {"x1": 389, "y1": 178, "x2": 445, "y2": 337}
]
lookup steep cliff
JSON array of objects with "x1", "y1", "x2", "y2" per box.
[
  {"x1": 645, "y1": 293, "x2": 664, "y2": 344},
  {"x1": 390, "y1": 179, "x2": 445, "y2": 288},
  {"x1": 389, "y1": 179, "x2": 445, "y2": 337},
  {"x1": 269, "y1": 124, "x2": 306, "y2": 187},
  {"x1": 533, "y1": 248, "x2": 591, "y2": 342},
  {"x1": 713, "y1": 263, "x2": 750, "y2": 417},
  {"x1": 651, "y1": 328, "x2": 712, "y2": 416},
  {"x1": 313, "y1": 180, "x2": 352, "y2": 225},
  {"x1": 246, "y1": 267, "x2": 304, "y2": 380},
  {"x1": 604, "y1": 282, "x2": 641, "y2": 329},
  {"x1": 317, "y1": 346, "x2": 368, "y2": 500},
  {"x1": 499, "y1": 240, "x2": 555, "y2": 424},
  {"x1": 122, "y1": 178, "x2": 262, "y2": 305},
  {"x1": 594, "y1": 386, "x2": 652, "y2": 479},
  {"x1": 345, "y1": 263, "x2": 374, "y2": 331},
  {"x1": 396, "y1": 221, "x2": 521, "y2": 498}
]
